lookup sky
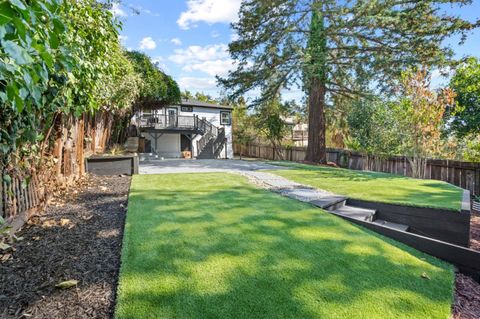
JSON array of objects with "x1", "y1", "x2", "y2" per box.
[{"x1": 113, "y1": 0, "x2": 480, "y2": 101}]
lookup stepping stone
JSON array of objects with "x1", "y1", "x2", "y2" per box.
[
  {"x1": 372, "y1": 219, "x2": 409, "y2": 232},
  {"x1": 243, "y1": 171, "x2": 303, "y2": 188},
  {"x1": 282, "y1": 188, "x2": 332, "y2": 202},
  {"x1": 310, "y1": 196, "x2": 347, "y2": 209},
  {"x1": 332, "y1": 205, "x2": 376, "y2": 221}
]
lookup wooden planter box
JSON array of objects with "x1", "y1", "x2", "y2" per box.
[{"x1": 85, "y1": 154, "x2": 139, "y2": 176}]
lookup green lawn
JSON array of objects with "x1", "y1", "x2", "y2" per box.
[
  {"x1": 115, "y1": 173, "x2": 454, "y2": 319},
  {"x1": 268, "y1": 162, "x2": 463, "y2": 211}
]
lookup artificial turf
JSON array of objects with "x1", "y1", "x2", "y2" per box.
[
  {"x1": 267, "y1": 162, "x2": 463, "y2": 211},
  {"x1": 115, "y1": 173, "x2": 454, "y2": 319}
]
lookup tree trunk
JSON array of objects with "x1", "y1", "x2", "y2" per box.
[
  {"x1": 305, "y1": 9, "x2": 327, "y2": 164},
  {"x1": 306, "y1": 78, "x2": 327, "y2": 163}
]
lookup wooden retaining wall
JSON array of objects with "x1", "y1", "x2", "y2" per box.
[{"x1": 235, "y1": 143, "x2": 480, "y2": 195}]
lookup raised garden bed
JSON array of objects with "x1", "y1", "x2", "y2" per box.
[{"x1": 85, "y1": 154, "x2": 139, "y2": 176}]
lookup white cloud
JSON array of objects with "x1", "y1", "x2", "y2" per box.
[
  {"x1": 178, "y1": 77, "x2": 217, "y2": 90},
  {"x1": 139, "y1": 37, "x2": 157, "y2": 50},
  {"x1": 171, "y1": 38, "x2": 182, "y2": 46},
  {"x1": 110, "y1": 3, "x2": 127, "y2": 17},
  {"x1": 169, "y1": 44, "x2": 229, "y2": 64},
  {"x1": 177, "y1": 0, "x2": 242, "y2": 30},
  {"x1": 183, "y1": 59, "x2": 233, "y2": 77}
]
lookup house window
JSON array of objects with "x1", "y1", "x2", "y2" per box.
[
  {"x1": 181, "y1": 106, "x2": 193, "y2": 112},
  {"x1": 220, "y1": 111, "x2": 231, "y2": 125}
]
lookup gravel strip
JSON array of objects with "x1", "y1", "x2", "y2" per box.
[{"x1": 0, "y1": 175, "x2": 130, "y2": 319}]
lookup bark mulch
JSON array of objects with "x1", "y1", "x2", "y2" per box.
[
  {"x1": 453, "y1": 212, "x2": 480, "y2": 319},
  {"x1": 0, "y1": 175, "x2": 131, "y2": 319}
]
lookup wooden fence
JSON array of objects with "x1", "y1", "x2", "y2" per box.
[
  {"x1": 0, "y1": 174, "x2": 47, "y2": 229},
  {"x1": 235, "y1": 143, "x2": 480, "y2": 196},
  {"x1": 1, "y1": 111, "x2": 119, "y2": 230}
]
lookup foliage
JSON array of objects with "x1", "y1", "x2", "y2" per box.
[
  {"x1": 0, "y1": 0, "x2": 140, "y2": 170},
  {"x1": 231, "y1": 102, "x2": 255, "y2": 158},
  {"x1": 346, "y1": 99, "x2": 404, "y2": 156},
  {"x1": 461, "y1": 134, "x2": 480, "y2": 162},
  {"x1": 447, "y1": 56, "x2": 480, "y2": 138},
  {"x1": 253, "y1": 94, "x2": 290, "y2": 159},
  {"x1": 395, "y1": 69, "x2": 455, "y2": 176},
  {"x1": 219, "y1": 0, "x2": 479, "y2": 163},
  {"x1": 126, "y1": 51, "x2": 180, "y2": 110}
]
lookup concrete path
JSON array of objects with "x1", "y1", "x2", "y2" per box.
[{"x1": 139, "y1": 159, "x2": 288, "y2": 174}]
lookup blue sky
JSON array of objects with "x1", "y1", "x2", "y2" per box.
[{"x1": 113, "y1": 0, "x2": 480, "y2": 100}]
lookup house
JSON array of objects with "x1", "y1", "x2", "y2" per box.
[
  {"x1": 135, "y1": 99, "x2": 234, "y2": 159},
  {"x1": 283, "y1": 116, "x2": 308, "y2": 147}
]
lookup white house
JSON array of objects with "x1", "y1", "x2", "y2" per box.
[{"x1": 135, "y1": 99, "x2": 234, "y2": 159}]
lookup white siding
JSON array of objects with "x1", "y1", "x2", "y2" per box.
[
  {"x1": 177, "y1": 106, "x2": 233, "y2": 159},
  {"x1": 144, "y1": 132, "x2": 181, "y2": 158},
  {"x1": 140, "y1": 105, "x2": 233, "y2": 159}
]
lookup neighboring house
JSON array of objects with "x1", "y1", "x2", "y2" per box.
[
  {"x1": 283, "y1": 116, "x2": 308, "y2": 147},
  {"x1": 135, "y1": 99, "x2": 233, "y2": 159}
]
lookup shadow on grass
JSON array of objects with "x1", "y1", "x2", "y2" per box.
[{"x1": 116, "y1": 174, "x2": 454, "y2": 319}]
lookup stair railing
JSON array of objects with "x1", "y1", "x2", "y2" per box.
[
  {"x1": 196, "y1": 117, "x2": 220, "y2": 157},
  {"x1": 212, "y1": 128, "x2": 226, "y2": 158}
]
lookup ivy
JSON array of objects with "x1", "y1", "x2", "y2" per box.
[{"x1": 0, "y1": 0, "x2": 145, "y2": 170}]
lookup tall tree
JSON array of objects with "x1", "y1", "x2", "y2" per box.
[
  {"x1": 219, "y1": 0, "x2": 478, "y2": 163},
  {"x1": 447, "y1": 56, "x2": 480, "y2": 138}
]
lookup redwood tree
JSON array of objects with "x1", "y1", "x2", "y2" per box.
[{"x1": 219, "y1": 0, "x2": 478, "y2": 163}]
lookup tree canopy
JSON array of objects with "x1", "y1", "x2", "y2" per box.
[
  {"x1": 448, "y1": 56, "x2": 480, "y2": 138},
  {"x1": 219, "y1": 0, "x2": 479, "y2": 163},
  {"x1": 0, "y1": 0, "x2": 179, "y2": 168},
  {"x1": 126, "y1": 51, "x2": 180, "y2": 110}
]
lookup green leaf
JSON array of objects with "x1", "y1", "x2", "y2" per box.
[
  {"x1": 9, "y1": 0, "x2": 26, "y2": 10},
  {"x1": 40, "y1": 50, "x2": 54, "y2": 68},
  {"x1": 0, "y1": 3, "x2": 16, "y2": 25},
  {"x1": 0, "y1": 242, "x2": 11, "y2": 251},
  {"x1": 15, "y1": 94, "x2": 24, "y2": 112},
  {"x1": 6, "y1": 83, "x2": 18, "y2": 100},
  {"x1": 49, "y1": 31, "x2": 59, "y2": 49},
  {"x1": 12, "y1": 17, "x2": 26, "y2": 41},
  {"x1": 52, "y1": 18, "x2": 64, "y2": 33},
  {"x1": 55, "y1": 280, "x2": 78, "y2": 289},
  {"x1": 2, "y1": 40, "x2": 33, "y2": 65}
]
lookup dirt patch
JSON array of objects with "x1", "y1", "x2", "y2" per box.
[
  {"x1": 453, "y1": 212, "x2": 480, "y2": 319},
  {"x1": 469, "y1": 212, "x2": 480, "y2": 251},
  {"x1": 454, "y1": 273, "x2": 480, "y2": 319},
  {"x1": 0, "y1": 175, "x2": 130, "y2": 319}
]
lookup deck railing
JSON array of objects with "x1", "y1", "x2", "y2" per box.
[{"x1": 137, "y1": 114, "x2": 199, "y2": 130}]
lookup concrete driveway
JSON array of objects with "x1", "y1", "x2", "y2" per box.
[{"x1": 139, "y1": 159, "x2": 286, "y2": 174}]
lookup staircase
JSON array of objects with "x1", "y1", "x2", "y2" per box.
[
  {"x1": 311, "y1": 197, "x2": 410, "y2": 232},
  {"x1": 196, "y1": 119, "x2": 226, "y2": 159}
]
